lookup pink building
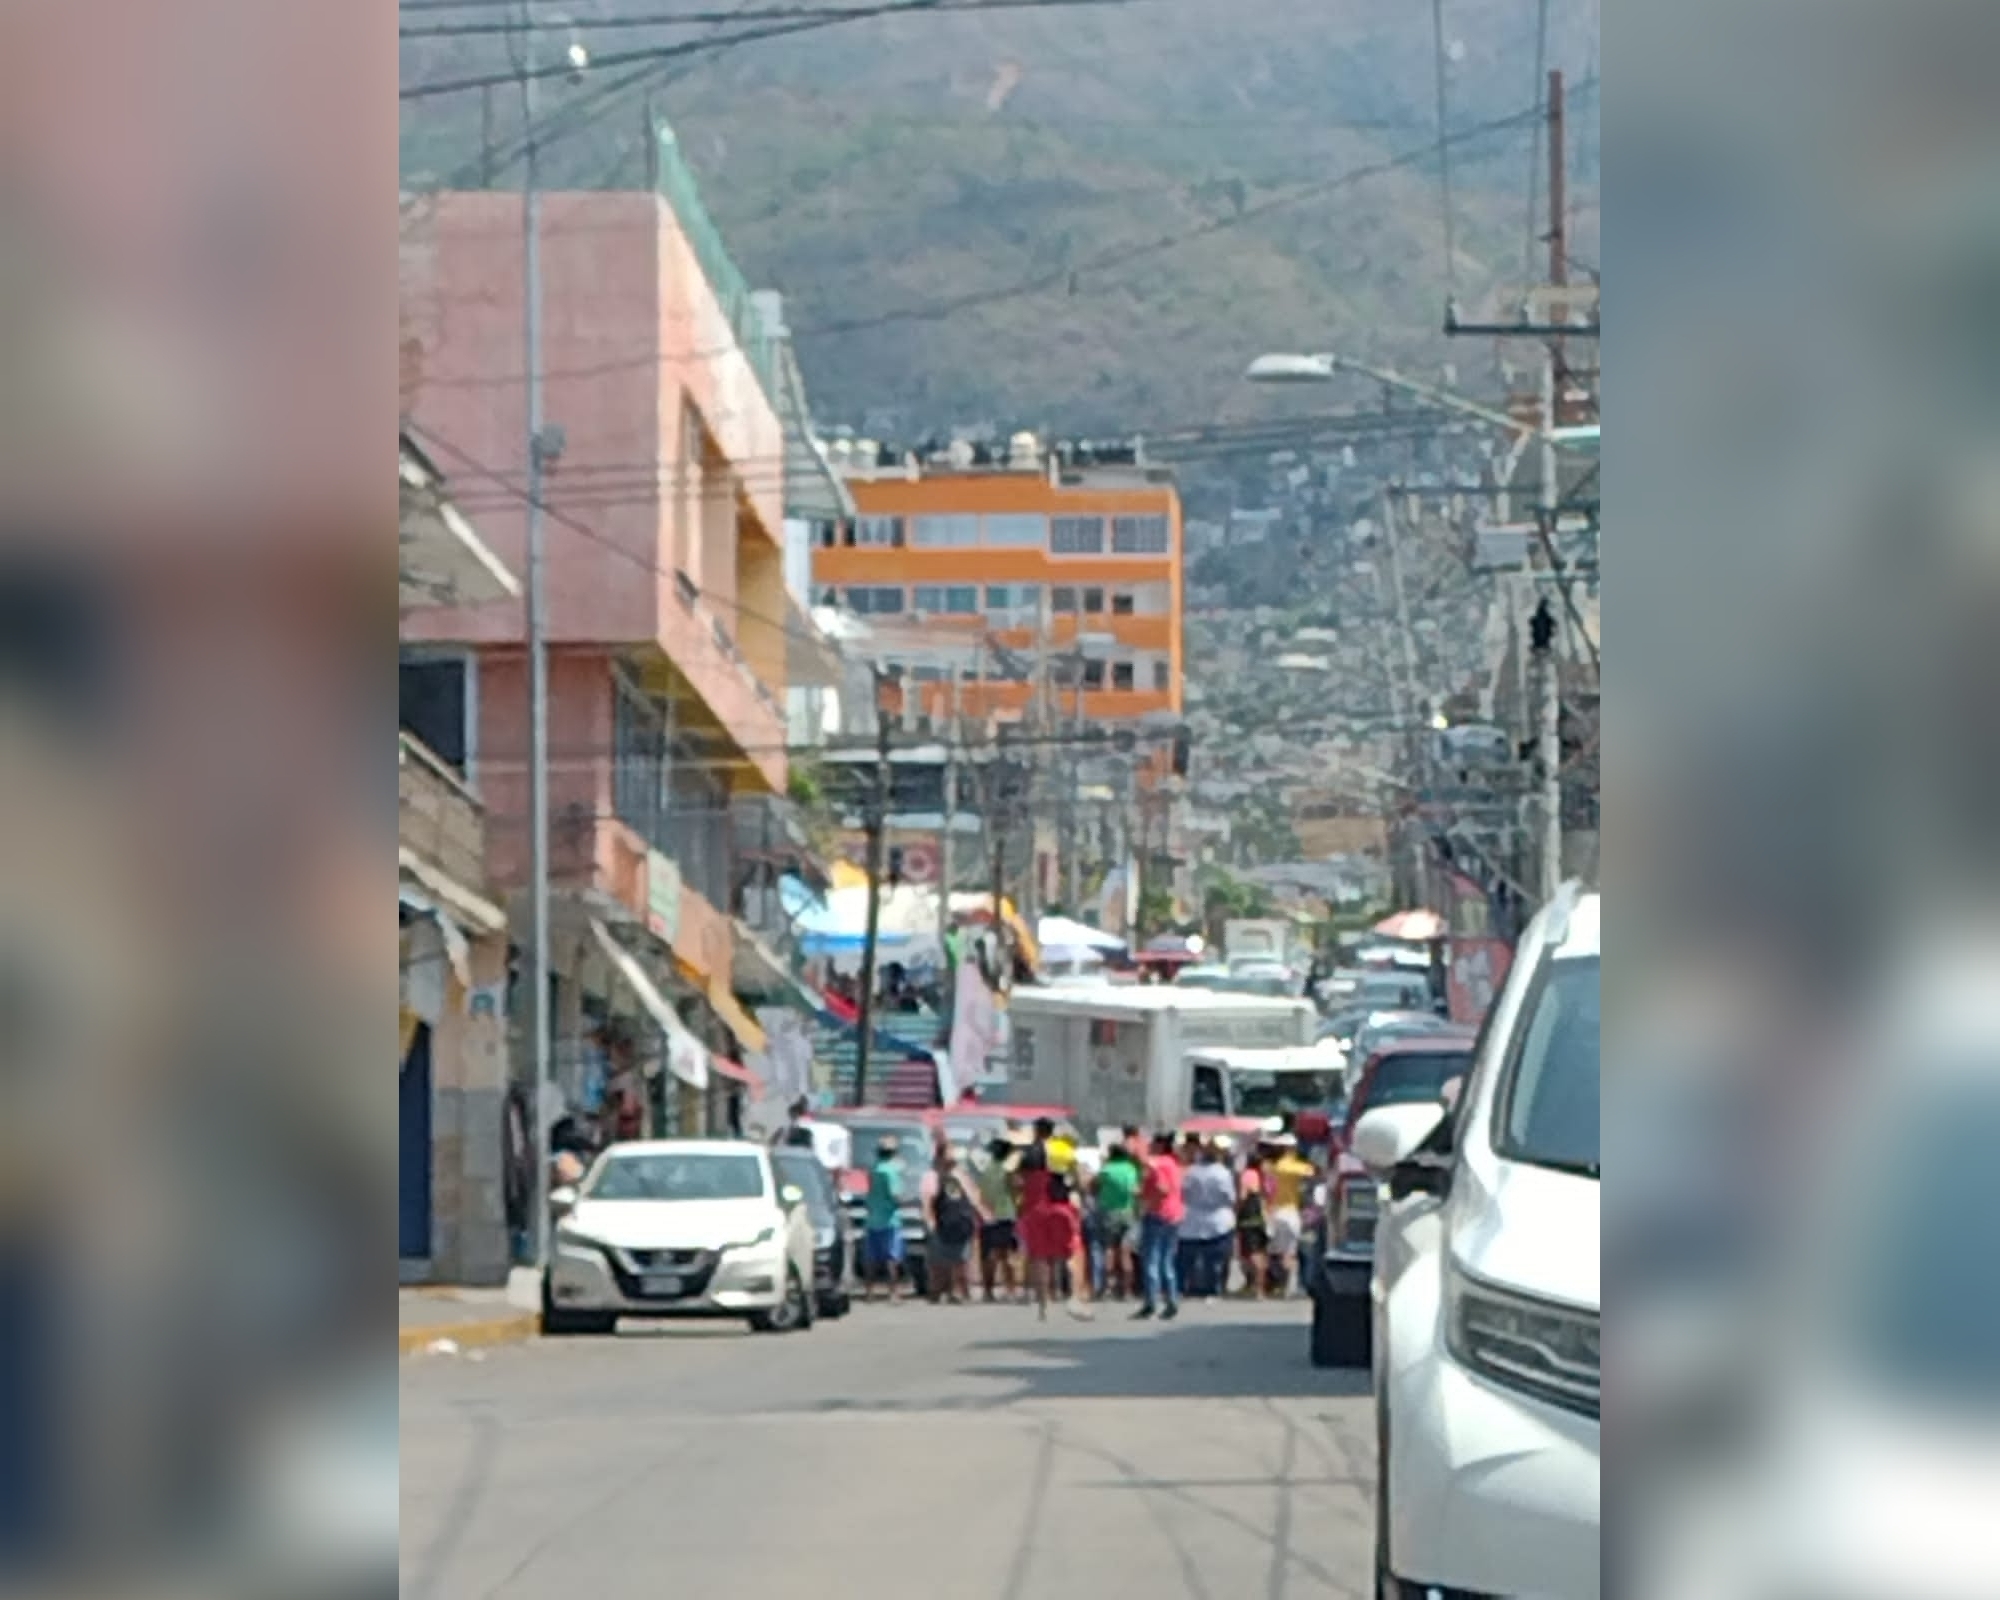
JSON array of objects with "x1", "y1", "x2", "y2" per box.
[{"x1": 401, "y1": 183, "x2": 790, "y2": 1137}]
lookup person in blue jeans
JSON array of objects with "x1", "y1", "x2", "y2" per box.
[{"x1": 1135, "y1": 1130, "x2": 1183, "y2": 1319}]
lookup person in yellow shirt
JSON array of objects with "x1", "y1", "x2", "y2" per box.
[
  {"x1": 1264, "y1": 1136, "x2": 1317, "y2": 1297},
  {"x1": 1046, "y1": 1125, "x2": 1078, "y2": 1177}
]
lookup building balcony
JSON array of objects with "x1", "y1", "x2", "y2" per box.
[{"x1": 399, "y1": 732, "x2": 487, "y2": 892}]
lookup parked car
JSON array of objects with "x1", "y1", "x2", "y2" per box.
[
  {"x1": 814, "y1": 1109, "x2": 937, "y2": 1296},
  {"x1": 541, "y1": 1140, "x2": 819, "y2": 1336},
  {"x1": 1360, "y1": 885, "x2": 1599, "y2": 1600},
  {"x1": 772, "y1": 1144, "x2": 853, "y2": 1319},
  {"x1": 1308, "y1": 1026, "x2": 1477, "y2": 1366},
  {"x1": 1343, "y1": 1010, "x2": 1459, "y2": 1095}
]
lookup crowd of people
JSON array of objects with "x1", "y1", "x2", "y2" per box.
[{"x1": 858, "y1": 1117, "x2": 1328, "y2": 1322}]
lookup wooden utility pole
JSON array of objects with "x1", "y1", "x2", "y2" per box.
[{"x1": 852, "y1": 673, "x2": 893, "y2": 1106}]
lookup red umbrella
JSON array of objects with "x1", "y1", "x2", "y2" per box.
[{"x1": 1373, "y1": 908, "x2": 1446, "y2": 941}]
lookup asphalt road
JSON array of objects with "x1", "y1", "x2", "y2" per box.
[{"x1": 400, "y1": 1297, "x2": 1377, "y2": 1600}]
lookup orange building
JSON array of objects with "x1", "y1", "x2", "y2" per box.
[{"x1": 811, "y1": 441, "x2": 1183, "y2": 728}]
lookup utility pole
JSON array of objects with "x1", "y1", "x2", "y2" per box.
[
  {"x1": 520, "y1": 0, "x2": 556, "y2": 1272},
  {"x1": 1530, "y1": 598, "x2": 1561, "y2": 901},
  {"x1": 852, "y1": 672, "x2": 893, "y2": 1106},
  {"x1": 1062, "y1": 649, "x2": 1088, "y2": 913},
  {"x1": 937, "y1": 653, "x2": 967, "y2": 955},
  {"x1": 989, "y1": 723, "x2": 1013, "y2": 978},
  {"x1": 1547, "y1": 68, "x2": 1568, "y2": 391}
]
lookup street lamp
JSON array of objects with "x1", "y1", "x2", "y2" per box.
[{"x1": 1245, "y1": 350, "x2": 1527, "y2": 438}]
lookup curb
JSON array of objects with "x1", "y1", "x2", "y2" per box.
[{"x1": 399, "y1": 1312, "x2": 538, "y2": 1356}]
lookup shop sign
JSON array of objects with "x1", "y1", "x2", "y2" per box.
[{"x1": 647, "y1": 849, "x2": 682, "y2": 944}]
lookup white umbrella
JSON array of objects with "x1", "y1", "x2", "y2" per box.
[{"x1": 1036, "y1": 915, "x2": 1126, "y2": 953}]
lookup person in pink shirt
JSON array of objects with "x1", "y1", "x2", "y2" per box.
[{"x1": 1135, "y1": 1130, "x2": 1184, "y2": 1320}]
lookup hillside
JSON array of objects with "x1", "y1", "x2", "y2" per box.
[{"x1": 400, "y1": 0, "x2": 1599, "y2": 431}]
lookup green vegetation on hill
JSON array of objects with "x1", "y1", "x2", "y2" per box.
[{"x1": 400, "y1": 0, "x2": 1598, "y2": 430}]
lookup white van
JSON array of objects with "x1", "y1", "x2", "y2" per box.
[{"x1": 1354, "y1": 883, "x2": 1599, "y2": 1599}]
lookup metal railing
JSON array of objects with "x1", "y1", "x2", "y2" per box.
[{"x1": 654, "y1": 120, "x2": 779, "y2": 409}]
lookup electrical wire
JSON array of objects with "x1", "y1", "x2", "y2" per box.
[
  {"x1": 400, "y1": 0, "x2": 1205, "y2": 99},
  {"x1": 402, "y1": 0, "x2": 1185, "y2": 37}
]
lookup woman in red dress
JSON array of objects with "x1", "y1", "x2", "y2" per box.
[{"x1": 1022, "y1": 1169, "x2": 1080, "y2": 1321}]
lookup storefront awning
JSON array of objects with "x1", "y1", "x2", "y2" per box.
[
  {"x1": 705, "y1": 979, "x2": 768, "y2": 1057},
  {"x1": 589, "y1": 918, "x2": 710, "y2": 1090},
  {"x1": 399, "y1": 847, "x2": 506, "y2": 936},
  {"x1": 399, "y1": 883, "x2": 470, "y2": 986}
]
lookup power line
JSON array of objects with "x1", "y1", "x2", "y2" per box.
[
  {"x1": 400, "y1": 0, "x2": 1200, "y2": 98},
  {"x1": 402, "y1": 0, "x2": 1176, "y2": 36}
]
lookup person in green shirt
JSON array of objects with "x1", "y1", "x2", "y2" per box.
[
  {"x1": 862, "y1": 1137, "x2": 908, "y2": 1303},
  {"x1": 1093, "y1": 1143, "x2": 1142, "y2": 1301}
]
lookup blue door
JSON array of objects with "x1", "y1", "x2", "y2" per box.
[{"x1": 399, "y1": 1023, "x2": 434, "y2": 1260}]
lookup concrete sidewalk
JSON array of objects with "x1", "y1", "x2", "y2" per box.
[{"x1": 400, "y1": 1271, "x2": 540, "y2": 1355}]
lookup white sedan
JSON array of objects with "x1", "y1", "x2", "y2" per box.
[{"x1": 542, "y1": 1140, "x2": 819, "y2": 1336}]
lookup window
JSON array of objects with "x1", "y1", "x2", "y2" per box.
[
  {"x1": 1191, "y1": 1063, "x2": 1226, "y2": 1115},
  {"x1": 1111, "y1": 591, "x2": 1136, "y2": 616},
  {"x1": 911, "y1": 514, "x2": 979, "y2": 548},
  {"x1": 984, "y1": 513, "x2": 1046, "y2": 547},
  {"x1": 399, "y1": 652, "x2": 469, "y2": 775},
  {"x1": 986, "y1": 583, "x2": 1042, "y2": 619},
  {"x1": 1132, "y1": 581, "x2": 1171, "y2": 614},
  {"x1": 612, "y1": 677, "x2": 666, "y2": 848},
  {"x1": 813, "y1": 519, "x2": 838, "y2": 549},
  {"x1": 854, "y1": 516, "x2": 904, "y2": 548},
  {"x1": 914, "y1": 585, "x2": 978, "y2": 615},
  {"x1": 1111, "y1": 513, "x2": 1171, "y2": 553},
  {"x1": 1051, "y1": 586, "x2": 1078, "y2": 614},
  {"x1": 1082, "y1": 659, "x2": 1106, "y2": 690},
  {"x1": 1050, "y1": 515, "x2": 1105, "y2": 554},
  {"x1": 1111, "y1": 661, "x2": 1135, "y2": 691},
  {"x1": 1082, "y1": 587, "x2": 1105, "y2": 614},
  {"x1": 844, "y1": 586, "x2": 905, "y2": 615},
  {"x1": 1153, "y1": 659, "x2": 1171, "y2": 691},
  {"x1": 587, "y1": 1151, "x2": 767, "y2": 1202},
  {"x1": 814, "y1": 586, "x2": 838, "y2": 607}
]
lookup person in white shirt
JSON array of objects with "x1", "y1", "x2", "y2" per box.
[{"x1": 1178, "y1": 1141, "x2": 1239, "y2": 1299}]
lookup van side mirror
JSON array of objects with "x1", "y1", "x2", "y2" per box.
[
  {"x1": 549, "y1": 1185, "x2": 578, "y2": 1218},
  {"x1": 1350, "y1": 1104, "x2": 1447, "y2": 1177},
  {"x1": 780, "y1": 1184, "x2": 806, "y2": 1210}
]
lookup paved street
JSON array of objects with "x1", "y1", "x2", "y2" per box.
[{"x1": 401, "y1": 1298, "x2": 1376, "y2": 1599}]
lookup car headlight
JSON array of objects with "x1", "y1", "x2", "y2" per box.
[
  {"x1": 725, "y1": 1226, "x2": 778, "y2": 1252},
  {"x1": 1444, "y1": 1259, "x2": 1600, "y2": 1419}
]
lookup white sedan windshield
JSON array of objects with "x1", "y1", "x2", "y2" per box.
[{"x1": 588, "y1": 1153, "x2": 766, "y2": 1202}]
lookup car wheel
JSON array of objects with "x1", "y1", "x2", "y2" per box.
[
  {"x1": 751, "y1": 1265, "x2": 810, "y2": 1334},
  {"x1": 539, "y1": 1276, "x2": 615, "y2": 1337},
  {"x1": 1310, "y1": 1289, "x2": 1370, "y2": 1368}
]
